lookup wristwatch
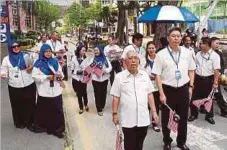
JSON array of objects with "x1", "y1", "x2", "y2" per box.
[
  {"x1": 189, "y1": 85, "x2": 194, "y2": 89},
  {"x1": 112, "y1": 112, "x2": 118, "y2": 116}
]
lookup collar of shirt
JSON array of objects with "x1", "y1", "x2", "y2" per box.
[
  {"x1": 132, "y1": 44, "x2": 140, "y2": 52},
  {"x1": 168, "y1": 46, "x2": 180, "y2": 54},
  {"x1": 125, "y1": 69, "x2": 144, "y2": 78}
]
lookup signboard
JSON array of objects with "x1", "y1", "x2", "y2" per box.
[{"x1": 1, "y1": 2, "x2": 11, "y2": 45}]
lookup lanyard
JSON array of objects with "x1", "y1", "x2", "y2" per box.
[
  {"x1": 200, "y1": 50, "x2": 213, "y2": 61},
  {"x1": 167, "y1": 46, "x2": 181, "y2": 69}
]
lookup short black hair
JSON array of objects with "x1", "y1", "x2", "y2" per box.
[
  {"x1": 168, "y1": 27, "x2": 182, "y2": 36},
  {"x1": 210, "y1": 37, "x2": 220, "y2": 42},
  {"x1": 132, "y1": 33, "x2": 143, "y2": 43},
  {"x1": 200, "y1": 37, "x2": 211, "y2": 47},
  {"x1": 182, "y1": 35, "x2": 191, "y2": 42}
]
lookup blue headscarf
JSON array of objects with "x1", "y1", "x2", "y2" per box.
[
  {"x1": 94, "y1": 45, "x2": 109, "y2": 67},
  {"x1": 8, "y1": 41, "x2": 27, "y2": 70},
  {"x1": 34, "y1": 44, "x2": 59, "y2": 75}
]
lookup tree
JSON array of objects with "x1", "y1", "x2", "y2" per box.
[
  {"x1": 153, "y1": 1, "x2": 179, "y2": 49},
  {"x1": 116, "y1": 1, "x2": 125, "y2": 45},
  {"x1": 22, "y1": 0, "x2": 61, "y2": 32}
]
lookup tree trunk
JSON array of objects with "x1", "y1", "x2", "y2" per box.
[
  {"x1": 116, "y1": 1, "x2": 125, "y2": 46},
  {"x1": 153, "y1": 1, "x2": 179, "y2": 49}
]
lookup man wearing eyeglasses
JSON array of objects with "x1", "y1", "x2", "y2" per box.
[
  {"x1": 152, "y1": 27, "x2": 196, "y2": 150},
  {"x1": 188, "y1": 37, "x2": 221, "y2": 124}
]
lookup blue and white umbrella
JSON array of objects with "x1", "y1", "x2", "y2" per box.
[{"x1": 138, "y1": 5, "x2": 199, "y2": 23}]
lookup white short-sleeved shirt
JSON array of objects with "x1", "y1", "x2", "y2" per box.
[
  {"x1": 121, "y1": 44, "x2": 145, "y2": 59},
  {"x1": 46, "y1": 40, "x2": 64, "y2": 53},
  {"x1": 110, "y1": 69, "x2": 154, "y2": 128},
  {"x1": 152, "y1": 46, "x2": 196, "y2": 88},
  {"x1": 1, "y1": 55, "x2": 34, "y2": 88},
  {"x1": 195, "y1": 49, "x2": 220, "y2": 76}
]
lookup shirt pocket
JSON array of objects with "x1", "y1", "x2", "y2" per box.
[
  {"x1": 121, "y1": 79, "x2": 133, "y2": 93},
  {"x1": 138, "y1": 79, "x2": 149, "y2": 92}
]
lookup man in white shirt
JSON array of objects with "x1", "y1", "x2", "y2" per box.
[
  {"x1": 182, "y1": 35, "x2": 196, "y2": 58},
  {"x1": 188, "y1": 37, "x2": 221, "y2": 124},
  {"x1": 104, "y1": 35, "x2": 122, "y2": 85},
  {"x1": 121, "y1": 33, "x2": 145, "y2": 68},
  {"x1": 46, "y1": 31, "x2": 65, "y2": 55},
  {"x1": 152, "y1": 27, "x2": 196, "y2": 150},
  {"x1": 110, "y1": 51, "x2": 158, "y2": 150}
]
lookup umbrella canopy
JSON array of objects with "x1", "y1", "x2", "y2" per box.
[{"x1": 138, "y1": 5, "x2": 199, "y2": 23}]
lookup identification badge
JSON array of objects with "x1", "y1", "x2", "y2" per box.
[
  {"x1": 175, "y1": 70, "x2": 181, "y2": 80},
  {"x1": 14, "y1": 68, "x2": 19, "y2": 78}
]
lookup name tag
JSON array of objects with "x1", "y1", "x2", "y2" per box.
[{"x1": 175, "y1": 70, "x2": 181, "y2": 80}]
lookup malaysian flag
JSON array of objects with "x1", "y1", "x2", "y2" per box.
[
  {"x1": 82, "y1": 71, "x2": 91, "y2": 84},
  {"x1": 167, "y1": 109, "x2": 178, "y2": 133},
  {"x1": 192, "y1": 89, "x2": 214, "y2": 113},
  {"x1": 204, "y1": 98, "x2": 212, "y2": 113},
  {"x1": 93, "y1": 63, "x2": 104, "y2": 77},
  {"x1": 84, "y1": 61, "x2": 96, "y2": 74},
  {"x1": 116, "y1": 126, "x2": 123, "y2": 150}
]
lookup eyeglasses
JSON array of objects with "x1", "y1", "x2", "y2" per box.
[
  {"x1": 12, "y1": 45, "x2": 20, "y2": 48},
  {"x1": 45, "y1": 50, "x2": 52, "y2": 53}
]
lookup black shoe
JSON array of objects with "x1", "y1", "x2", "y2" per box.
[
  {"x1": 177, "y1": 144, "x2": 190, "y2": 150},
  {"x1": 221, "y1": 113, "x2": 227, "y2": 118},
  {"x1": 79, "y1": 109, "x2": 83, "y2": 114},
  {"x1": 15, "y1": 124, "x2": 26, "y2": 129},
  {"x1": 205, "y1": 117, "x2": 215, "y2": 124},
  {"x1": 163, "y1": 144, "x2": 171, "y2": 150},
  {"x1": 188, "y1": 116, "x2": 197, "y2": 122},
  {"x1": 29, "y1": 125, "x2": 46, "y2": 133},
  {"x1": 53, "y1": 132, "x2": 64, "y2": 139},
  {"x1": 85, "y1": 106, "x2": 89, "y2": 112}
]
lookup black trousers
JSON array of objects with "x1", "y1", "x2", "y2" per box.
[
  {"x1": 122, "y1": 126, "x2": 148, "y2": 150},
  {"x1": 92, "y1": 80, "x2": 108, "y2": 112},
  {"x1": 162, "y1": 84, "x2": 189, "y2": 145},
  {"x1": 190, "y1": 74, "x2": 214, "y2": 118},
  {"x1": 72, "y1": 79, "x2": 88, "y2": 110},
  {"x1": 8, "y1": 82, "x2": 36, "y2": 127},
  {"x1": 110, "y1": 60, "x2": 122, "y2": 85}
]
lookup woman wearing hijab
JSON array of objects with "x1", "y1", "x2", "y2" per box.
[
  {"x1": 144, "y1": 41, "x2": 161, "y2": 132},
  {"x1": 90, "y1": 45, "x2": 112, "y2": 116},
  {"x1": 32, "y1": 44, "x2": 65, "y2": 138},
  {"x1": 71, "y1": 46, "x2": 89, "y2": 114},
  {"x1": 0, "y1": 41, "x2": 36, "y2": 129}
]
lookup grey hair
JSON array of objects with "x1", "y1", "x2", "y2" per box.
[{"x1": 126, "y1": 50, "x2": 138, "y2": 59}]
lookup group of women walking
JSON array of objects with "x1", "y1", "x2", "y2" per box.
[{"x1": 1, "y1": 41, "x2": 65, "y2": 138}]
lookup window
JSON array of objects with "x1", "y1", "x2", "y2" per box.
[
  {"x1": 12, "y1": 2, "x2": 17, "y2": 15},
  {"x1": 13, "y1": 16, "x2": 18, "y2": 26},
  {"x1": 25, "y1": 15, "x2": 31, "y2": 28}
]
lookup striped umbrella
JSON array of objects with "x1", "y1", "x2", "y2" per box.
[{"x1": 138, "y1": 5, "x2": 199, "y2": 23}]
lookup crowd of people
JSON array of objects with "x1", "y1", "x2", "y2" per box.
[{"x1": 1, "y1": 27, "x2": 227, "y2": 150}]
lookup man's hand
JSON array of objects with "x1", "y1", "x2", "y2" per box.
[
  {"x1": 213, "y1": 83, "x2": 218, "y2": 89},
  {"x1": 112, "y1": 114, "x2": 119, "y2": 125},
  {"x1": 26, "y1": 65, "x2": 33, "y2": 73},
  {"x1": 152, "y1": 111, "x2": 159, "y2": 124},
  {"x1": 160, "y1": 93, "x2": 166, "y2": 104}
]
